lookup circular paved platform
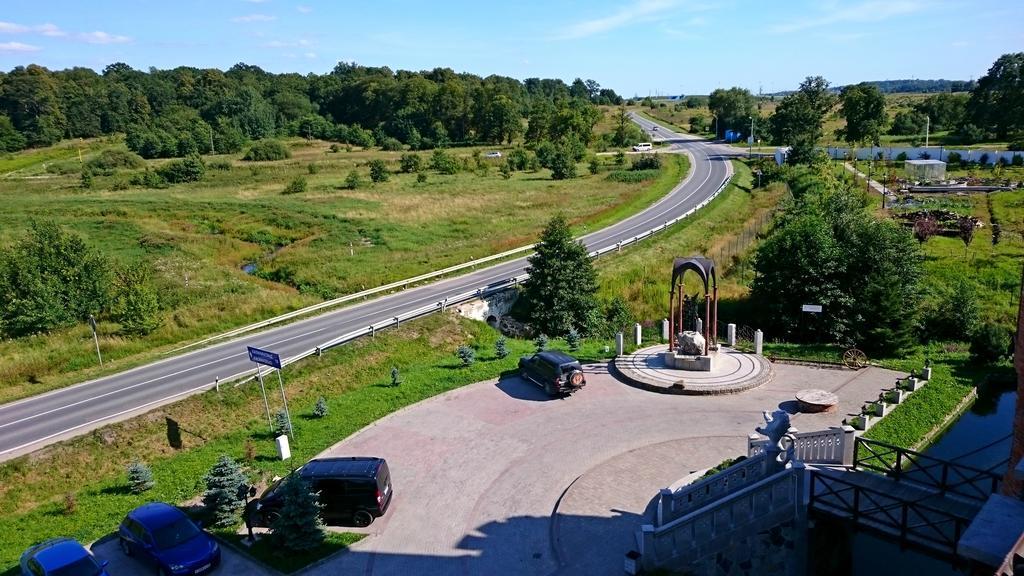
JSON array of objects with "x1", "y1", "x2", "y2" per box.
[{"x1": 612, "y1": 344, "x2": 773, "y2": 395}]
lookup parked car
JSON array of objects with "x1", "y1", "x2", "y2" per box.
[
  {"x1": 484, "y1": 151, "x2": 502, "y2": 158},
  {"x1": 253, "y1": 456, "x2": 393, "y2": 528},
  {"x1": 518, "y1": 351, "x2": 587, "y2": 397},
  {"x1": 632, "y1": 142, "x2": 652, "y2": 152},
  {"x1": 20, "y1": 538, "x2": 110, "y2": 576},
  {"x1": 118, "y1": 502, "x2": 220, "y2": 576}
]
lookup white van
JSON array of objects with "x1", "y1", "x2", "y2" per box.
[{"x1": 632, "y1": 142, "x2": 652, "y2": 152}]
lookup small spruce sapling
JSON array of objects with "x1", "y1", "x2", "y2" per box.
[
  {"x1": 535, "y1": 334, "x2": 549, "y2": 353},
  {"x1": 126, "y1": 460, "x2": 155, "y2": 494},
  {"x1": 566, "y1": 327, "x2": 581, "y2": 352},
  {"x1": 313, "y1": 396, "x2": 328, "y2": 418},
  {"x1": 457, "y1": 345, "x2": 475, "y2": 366},
  {"x1": 495, "y1": 336, "x2": 508, "y2": 359}
]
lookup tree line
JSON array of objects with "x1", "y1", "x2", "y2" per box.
[
  {"x1": 0, "y1": 61, "x2": 622, "y2": 155},
  {"x1": 702, "y1": 53, "x2": 1024, "y2": 154}
]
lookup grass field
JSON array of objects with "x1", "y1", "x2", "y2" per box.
[{"x1": 0, "y1": 139, "x2": 688, "y2": 404}]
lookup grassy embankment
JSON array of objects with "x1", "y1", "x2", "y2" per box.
[{"x1": 0, "y1": 139, "x2": 686, "y2": 404}]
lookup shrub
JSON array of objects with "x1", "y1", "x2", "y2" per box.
[
  {"x1": 1013, "y1": 154, "x2": 1023, "y2": 167},
  {"x1": 631, "y1": 153, "x2": 662, "y2": 170},
  {"x1": 157, "y1": 155, "x2": 205, "y2": 183},
  {"x1": 390, "y1": 366, "x2": 402, "y2": 387},
  {"x1": 126, "y1": 461, "x2": 154, "y2": 494},
  {"x1": 282, "y1": 176, "x2": 307, "y2": 195},
  {"x1": 208, "y1": 159, "x2": 232, "y2": 171},
  {"x1": 588, "y1": 158, "x2": 599, "y2": 175},
  {"x1": 922, "y1": 279, "x2": 979, "y2": 341},
  {"x1": 400, "y1": 153, "x2": 422, "y2": 173},
  {"x1": 456, "y1": 345, "x2": 475, "y2": 366},
  {"x1": 895, "y1": 152, "x2": 908, "y2": 162},
  {"x1": 566, "y1": 327, "x2": 581, "y2": 351},
  {"x1": 535, "y1": 334, "x2": 549, "y2": 353},
  {"x1": 969, "y1": 324, "x2": 1012, "y2": 364},
  {"x1": 495, "y1": 336, "x2": 508, "y2": 359},
  {"x1": 131, "y1": 169, "x2": 168, "y2": 188},
  {"x1": 80, "y1": 171, "x2": 93, "y2": 189},
  {"x1": 313, "y1": 397, "x2": 328, "y2": 418},
  {"x1": 344, "y1": 170, "x2": 363, "y2": 189},
  {"x1": 607, "y1": 169, "x2": 659, "y2": 183},
  {"x1": 946, "y1": 151, "x2": 962, "y2": 166},
  {"x1": 614, "y1": 151, "x2": 626, "y2": 167},
  {"x1": 273, "y1": 409, "x2": 291, "y2": 436},
  {"x1": 499, "y1": 162, "x2": 512, "y2": 179},
  {"x1": 269, "y1": 476, "x2": 324, "y2": 552},
  {"x1": 380, "y1": 137, "x2": 403, "y2": 151},
  {"x1": 329, "y1": 143, "x2": 340, "y2": 153},
  {"x1": 368, "y1": 159, "x2": 389, "y2": 182},
  {"x1": 203, "y1": 455, "x2": 248, "y2": 527},
  {"x1": 430, "y1": 149, "x2": 459, "y2": 174},
  {"x1": 111, "y1": 264, "x2": 161, "y2": 336},
  {"x1": 243, "y1": 139, "x2": 291, "y2": 161},
  {"x1": 507, "y1": 148, "x2": 529, "y2": 171},
  {"x1": 307, "y1": 162, "x2": 320, "y2": 174},
  {"x1": 85, "y1": 149, "x2": 145, "y2": 173},
  {"x1": 416, "y1": 171, "x2": 427, "y2": 184},
  {"x1": 548, "y1": 148, "x2": 577, "y2": 180}
]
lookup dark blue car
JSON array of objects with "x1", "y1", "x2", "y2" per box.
[
  {"x1": 118, "y1": 502, "x2": 220, "y2": 576},
  {"x1": 20, "y1": 537, "x2": 110, "y2": 576}
]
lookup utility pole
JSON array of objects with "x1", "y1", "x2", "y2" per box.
[
  {"x1": 749, "y1": 116, "x2": 754, "y2": 159},
  {"x1": 88, "y1": 314, "x2": 102, "y2": 366}
]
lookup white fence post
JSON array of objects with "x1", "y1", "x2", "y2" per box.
[
  {"x1": 754, "y1": 329, "x2": 763, "y2": 355},
  {"x1": 661, "y1": 319, "x2": 669, "y2": 342},
  {"x1": 616, "y1": 332, "x2": 625, "y2": 356},
  {"x1": 634, "y1": 323, "x2": 643, "y2": 346},
  {"x1": 841, "y1": 425, "x2": 857, "y2": 467},
  {"x1": 727, "y1": 323, "x2": 736, "y2": 347}
]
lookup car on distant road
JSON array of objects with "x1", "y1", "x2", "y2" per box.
[
  {"x1": 518, "y1": 351, "x2": 586, "y2": 397},
  {"x1": 632, "y1": 142, "x2": 652, "y2": 152},
  {"x1": 484, "y1": 151, "x2": 502, "y2": 158},
  {"x1": 20, "y1": 538, "x2": 110, "y2": 576},
  {"x1": 118, "y1": 502, "x2": 221, "y2": 576},
  {"x1": 253, "y1": 456, "x2": 393, "y2": 528},
  {"x1": 652, "y1": 126, "x2": 659, "y2": 131}
]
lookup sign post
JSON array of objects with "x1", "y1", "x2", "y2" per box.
[
  {"x1": 88, "y1": 314, "x2": 102, "y2": 366},
  {"x1": 248, "y1": 346, "x2": 281, "y2": 432},
  {"x1": 800, "y1": 304, "x2": 822, "y2": 342},
  {"x1": 276, "y1": 368, "x2": 294, "y2": 442}
]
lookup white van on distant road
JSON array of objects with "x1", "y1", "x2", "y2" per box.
[{"x1": 632, "y1": 142, "x2": 652, "y2": 152}]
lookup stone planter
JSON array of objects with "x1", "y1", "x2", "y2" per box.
[
  {"x1": 920, "y1": 367, "x2": 932, "y2": 381},
  {"x1": 851, "y1": 414, "x2": 873, "y2": 431},
  {"x1": 900, "y1": 377, "x2": 924, "y2": 392}
]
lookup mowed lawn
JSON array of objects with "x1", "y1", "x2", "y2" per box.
[{"x1": 0, "y1": 139, "x2": 688, "y2": 402}]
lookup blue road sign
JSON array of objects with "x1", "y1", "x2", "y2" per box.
[{"x1": 247, "y1": 346, "x2": 282, "y2": 369}]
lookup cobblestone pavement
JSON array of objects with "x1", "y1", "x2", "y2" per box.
[{"x1": 304, "y1": 362, "x2": 904, "y2": 576}]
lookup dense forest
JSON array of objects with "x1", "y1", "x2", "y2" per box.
[
  {"x1": 0, "y1": 61, "x2": 624, "y2": 156},
  {"x1": 837, "y1": 79, "x2": 976, "y2": 94}
]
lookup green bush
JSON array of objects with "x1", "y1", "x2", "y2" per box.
[
  {"x1": 368, "y1": 159, "x2": 389, "y2": 183},
  {"x1": 430, "y1": 149, "x2": 459, "y2": 174},
  {"x1": 535, "y1": 334, "x2": 549, "y2": 352},
  {"x1": 270, "y1": 476, "x2": 325, "y2": 552},
  {"x1": 456, "y1": 345, "x2": 475, "y2": 366},
  {"x1": 416, "y1": 171, "x2": 427, "y2": 184},
  {"x1": 631, "y1": 153, "x2": 662, "y2": 170},
  {"x1": 606, "y1": 169, "x2": 659, "y2": 183},
  {"x1": 131, "y1": 169, "x2": 168, "y2": 188},
  {"x1": 283, "y1": 176, "x2": 307, "y2": 195},
  {"x1": 495, "y1": 336, "x2": 508, "y2": 359},
  {"x1": 945, "y1": 151, "x2": 962, "y2": 166},
  {"x1": 307, "y1": 162, "x2": 320, "y2": 174},
  {"x1": 344, "y1": 170, "x2": 363, "y2": 190},
  {"x1": 400, "y1": 153, "x2": 422, "y2": 173},
  {"x1": 85, "y1": 149, "x2": 145, "y2": 173},
  {"x1": 970, "y1": 324, "x2": 1012, "y2": 364},
  {"x1": 588, "y1": 158, "x2": 600, "y2": 175},
  {"x1": 157, "y1": 155, "x2": 205, "y2": 183},
  {"x1": 243, "y1": 139, "x2": 291, "y2": 161},
  {"x1": 312, "y1": 397, "x2": 328, "y2": 418},
  {"x1": 202, "y1": 455, "x2": 247, "y2": 527},
  {"x1": 507, "y1": 148, "x2": 529, "y2": 171},
  {"x1": 380, "y1": 137, "x2": 403, "y2": 151},
  {"x1": 274, "y1": 409, "x2": 292, "y2": 436},
  {"x1": 126, "y1": 461, "x2": 154, "y2": 494},
  {"x1": 208, "y1": 159, "x2": 232, "y2": 171}
]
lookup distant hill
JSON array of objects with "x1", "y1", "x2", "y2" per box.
[{"x1": 768, "y1": 79, "x2": 975, "y2": 96}]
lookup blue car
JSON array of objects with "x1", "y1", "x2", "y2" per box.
[
  {"x1": 118, "y1": 502, "x2": 220, "y2": 576},
  {"x1": 20, "y1": 537, "x2": 110, "y2": 576}
]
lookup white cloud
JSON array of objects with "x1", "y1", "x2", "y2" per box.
[
  {"x1": 231, "y1": 14, "x2": 277, "y2": 22},
  {"x1": 0, "y1": 21, "x2": 29, "y2": 33},
  {"x1": 264, "y1": 38, "x2": 311, "y2": 48},
  {"x1": 304, "y1": 51, "x2": 317, "y2": 59},
  {"x1": 560, "y1": 0, "x2": 679, "y2": 39},
  {"x1": 0, "y1": 41, "x2": 41, "y2": 52},
  {"x1": 0, "y1": 21, "x2": 66, "y2": 36},
  {"x1": 297, "y1": 5, "x2": 313, "y2": 13},
  {"x1": 768, "y1": 0, "x2": 923, "y2": 34},
  {"x1": 951, "y1": 40, "x2": 969, "y2": 47},
  {"x1": 78, "y1": 31, "x2": 131, "y2": 44},
  {"x1": 37, "y1": 23, "x2": 66, "y2": 37}
]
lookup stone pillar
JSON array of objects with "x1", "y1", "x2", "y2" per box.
[
  {"x1": 727, "y1": 323, "x2": 736, "y2": 347},
  {"x1": 747, "y1": 433, "x2": 762, "y2": 457},
  {"x1": 661, "y1": 318, "x2": 669, "y2": 342},
  {"x1": 712, "y1": 285, "x2": 718, "y2": 346},
  {"x1": 695, "y1": 317, "x2": 702, "y2": 335},
  {"x1": 668, "y1": 289, "x2": 675, "y2": 349},
  {"x1": 616, "y1": 332, "x2": 624, "y2": 356},
  {"x1": 754, "y1": 329, "x2": 763, "y2": 355},
  {"x1": 634, "y1": 323, "x2": 642, "y2": 346},
  {"x1": 704, "y1": 294, "x2": 711, "y2": 354}
]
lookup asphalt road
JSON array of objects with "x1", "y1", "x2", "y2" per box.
[{"x1": 0, "y1": 116, "x2": 736, "y2": 460}]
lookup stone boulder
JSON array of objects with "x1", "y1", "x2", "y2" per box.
[{"x1": 676, "y1": 330, "x2": 705, "y2": 355}]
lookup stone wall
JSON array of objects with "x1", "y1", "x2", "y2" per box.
[
  {"x1": 686, "y1": 521, "x2": 799, "y2": 576},
  {"x1": 452, "y1": 288, "x2": 518, "y2": 325}
]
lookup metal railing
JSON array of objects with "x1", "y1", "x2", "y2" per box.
[
  {"x1": 809, "y1": 471, "x2": 971, "y2": 559},
  {"x1": 853, "y1": 437, "x2": 1002, "y2": 504}
]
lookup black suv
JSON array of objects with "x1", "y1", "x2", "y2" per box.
[
  {"x1": 253, "y1": 457, "x2": 392, "y2": 527},
  {"x1": 518, "y1": 351, "x2": 586, "y2": 397}
]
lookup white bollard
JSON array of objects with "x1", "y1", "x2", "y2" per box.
[
  {"x1": 754, "y1": 329, "x2": 763, "y2": 355},
  {"x1": 727, "y1": 323, "x2": 736, "y2": 347},
  {"x1": 661, "y1": 319, "x2": 669, "y2": 342},
  {"x1": 634, "y1": 323, "x2": 642, "y2": 346},
  {"x1": 275, "y1": 434, "x2": 291, "y2": 461},
  {"x1": 616, "y1": 332, "x2": 625, "y2": 356},
  {"x1": 695, "y1": 318, "x2": 703, "y2": 335}
]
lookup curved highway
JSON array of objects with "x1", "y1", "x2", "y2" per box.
[{"x1": 0, "y1": 116, "x2": 735, "y2": 460}]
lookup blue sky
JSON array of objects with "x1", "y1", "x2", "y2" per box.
[{"x1": 0, "y1": 0, "x2": 1021, "y2": 95}]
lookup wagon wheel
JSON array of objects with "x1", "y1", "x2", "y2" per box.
[{"x1": 843, "y1": 348, "x2": 867, "y2": 368}]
